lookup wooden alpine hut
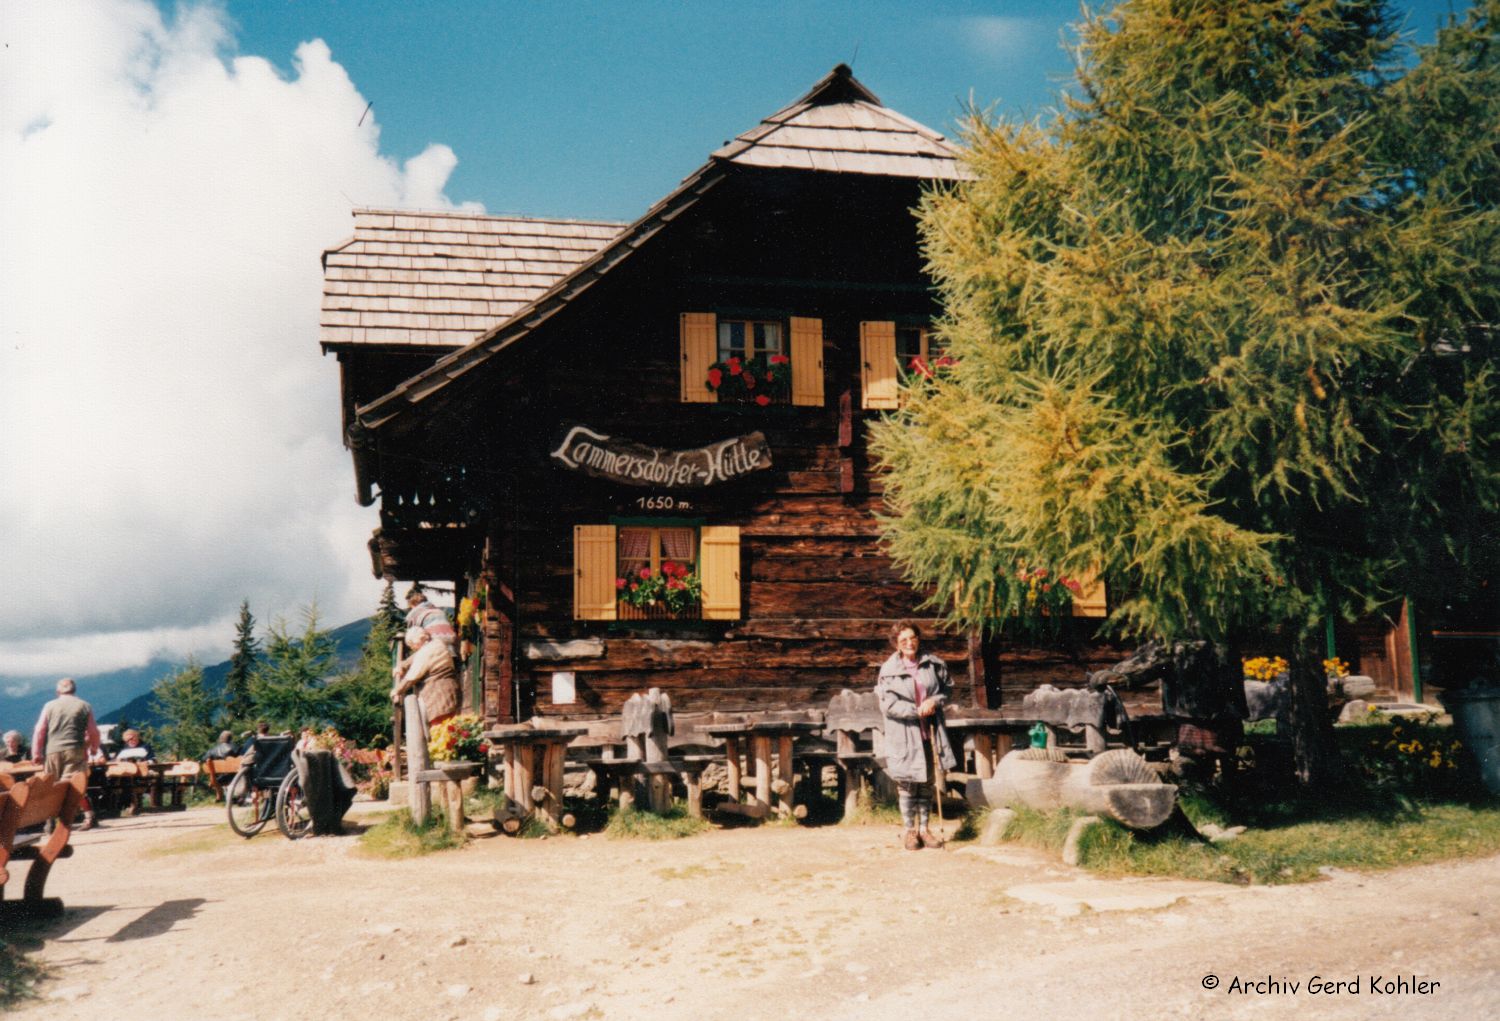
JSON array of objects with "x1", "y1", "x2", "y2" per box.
[{"x1": 321, "y1": 65, "x2": 1112, "y2": 726}]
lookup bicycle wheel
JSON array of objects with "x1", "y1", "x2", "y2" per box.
[
  {"x1": 276, "y1": 770, "x2": 312, "y2": 840},
  {"x1": 226, "y1": 769, "x2": 268, "y2": 837}
]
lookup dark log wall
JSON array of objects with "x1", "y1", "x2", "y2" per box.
[{"x1": 358, "y1": 167, "x2": 1124, "y2": 722}]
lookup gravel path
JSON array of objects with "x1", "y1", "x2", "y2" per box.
[{"x1": 6, "y1": 801, "x2": 1498, "y2": 1020}]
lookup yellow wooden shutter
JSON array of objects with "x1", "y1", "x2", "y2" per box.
[
  {"x1": 1071, "y1": 567, "x2": 1107, "y2": 618},
  {"x1": 680, "y1": 312, "x2": 717, "y2": 403},
  {"x1": 573, "y1": 525, "x2": 618, "y2": 621},
  {"x1": 860, "y1": 321, "x2": 899, "y2": 409},
  {"x1": 699, "y1": 526, "x2": 741, "y2": 620},
  {"x1": 789, "y1": 316, "x2": 824, "y2": 406}
]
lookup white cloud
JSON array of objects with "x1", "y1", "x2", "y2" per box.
[
  {"x1": 0, "y1": 1, "x2": 477, "y2": 674},
  {"x1": 955, "y1": 16, "x2": 1047, "y2": 64}
]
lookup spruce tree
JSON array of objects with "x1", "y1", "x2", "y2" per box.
[
  {"x1": 249, "y1": 603, "x2": 337, "y2": 730},
  {"x1": 150, "y1": 659, "x2": 218, "y2": 759},
  {"x1": 874, "y1": 0, "x2": 1498, "y2": 788},
  {"x1": 223, "y1": 599, "x2": 259, "y2": 725},
  {"x1": 324, "y1": 587, "x2": 402, "y2": 746}
]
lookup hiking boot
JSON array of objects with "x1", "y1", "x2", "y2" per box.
[
  {"x1": 903, "y1": 828, "x2": 922, "y2": 851},
  {"x1": 920, "y1": 828, "x2": 945, "y2": 848}
]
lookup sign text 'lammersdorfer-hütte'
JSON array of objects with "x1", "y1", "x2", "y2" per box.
[{"x1": 549, "y1": 425, "x2": 772, "y2": 488}]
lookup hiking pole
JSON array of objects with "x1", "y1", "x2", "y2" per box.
[{"x1": 930, "y1": 721, "x2": 947, "y2": 849}]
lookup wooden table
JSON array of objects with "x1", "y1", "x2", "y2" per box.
[
  {"x1": 483, "y1": 722, "x2": 590, "y2": 831},
  {"x1": 942, "y1": 714, "x2": 1036, "y2": 779},
  {"x1": 699, "y1": 719, "x2": 822, "y2": 820},
  {"x1": 412, "y1": 760, "x2": 481, "y2": 834}
]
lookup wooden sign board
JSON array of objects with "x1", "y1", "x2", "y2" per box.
[{"x1": 549, "y1": 424, "x2": 772, "y2": 489}]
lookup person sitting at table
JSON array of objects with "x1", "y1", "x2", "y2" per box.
[
  {"x1": 392, "y1": 626, "x2": 459, "y2": 735},
  {"x1": 201, "y1": 730, "x2": 236, "y2": 760},
  {"x1": 113, "y1": 728, "x2": 154, "y2": 762},
  {"x1": 2, "y1": 729, "x2": 26, "y2": 763},
  {"x1": 876, "y1": 621, "x2": 957, "y2": 851}
]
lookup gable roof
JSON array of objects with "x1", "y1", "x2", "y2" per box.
[
  {"x1": 714, "y1": 66, "x2": 968, "y2": 180},
  {"x1": 320, "y1": 210, "x2": 624, "y2": 349},
  {"x1": 349, "y1": 64, "x2": 966, "y2": 442}
]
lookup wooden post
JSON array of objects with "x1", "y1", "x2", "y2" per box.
[
  {"x1": 390, "y1": 638, "x2": 405, "y2": 782},
  {"x1": 972, "y1": 733, "x2": 995, "y2": 779},
  {"x1": 538, "y1": 741, "x2": 566, "y2": 829},
  {"x1": 404, "y1": 694, "x2": 430, "y2": 825},
  {"x1": 724, "y1": 737, "x2": 742, "y2": 801},
  {"x1": 642, "y1": 689, "x2": 673, "y2": 814},
  {"x1": 841, "y1": 763, "x2": 864, "y2": 819},
  {"x1": 683, "y1": 765, "x2": 703, "y2": 819},
  {"x1": 752, "y1": 736, "x2": 772, "y2": 810},
  {"x1": 776, "y1": 735, "x2": 796, "y2": 817},
  {"x1": 512, "y1": 743, "x2": 535, "y2": 815}
]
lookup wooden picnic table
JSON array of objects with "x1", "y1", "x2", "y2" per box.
[
  {"x1": 104, "y1": 760, "x2": 200, "y2": 813},
  {"x1": 483, "y1": 722, "x2": 590, "y2": 831},
  {"x1": 942, "y1": 713, "x2": 1038, "y2": 778},
  {"x1": 699, "y1": 718, "x2": 822, "y2": 821}
]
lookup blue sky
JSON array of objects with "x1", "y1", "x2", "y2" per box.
[{"x1": 224, "y1": 0, "x2": 1465, "y2": 219}]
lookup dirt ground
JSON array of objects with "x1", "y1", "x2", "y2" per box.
[{"x1": 5, "y1": 800, "x2": 1499, "y2": 1021}]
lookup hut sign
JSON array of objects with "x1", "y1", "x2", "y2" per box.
[{"x1": 549, "y1": 424, "x2": 772, "y2": 488}]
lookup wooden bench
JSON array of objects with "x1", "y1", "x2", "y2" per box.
[
  {"x1": 823, "y1": 690, "x2": 885, "y2": 818},
  {"x1": 0, "y1": 771, "x2": 87, "y2": 919},
  {"x1": 202, "y1": 756, "x2": 243, "y2": 802}
]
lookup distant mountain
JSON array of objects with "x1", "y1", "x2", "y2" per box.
[
  {"x1": 100, "y1": 616, "x2": 373, "y2": 727},
  {"x1": 0, "y1": 617, "x2": 373, "y2": 735}
]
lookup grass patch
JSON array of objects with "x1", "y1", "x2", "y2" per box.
[
  {"x1": 994, "y1": 800, "x2": 1500, "y2": 885},
  {"x1": 604, "y1": 805, "x2": 711, "y2": 840},
  {"x1": 356, "y1": 810, "x2": 467, "y2": 858},
  {"x1": 1, "y1": 939, "x2": 46, "y2": 1008},
  {"x1": 462, "y1": 784, "x2": 508, "y2": 820},
  {"x1": 840, "y1": 788, "x2": 903, "y2": 827},
  {"x1": 144, "y1": 825, "x2": 242, "y2": 857}
]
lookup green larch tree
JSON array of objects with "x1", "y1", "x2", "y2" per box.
[{"x1": 873, "y1": 0, "x2": 1498, "y2": 787}]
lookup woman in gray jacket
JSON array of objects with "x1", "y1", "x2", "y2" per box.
[{"x1": 877, "y1": 621, "x2": 957, "y2": 850}]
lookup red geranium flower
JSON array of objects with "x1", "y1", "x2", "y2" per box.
[
  {"x1": 707, "y1": 368, "x2": 723, "y2": 389},
  {"x1": 728, "y1": 357, "x2": 743, "y2": 376},
  {"x1": 1064, "y1": 578, "x2": 1083, "y2": 595},
  {"x1": 615, "y1": 577, "x2": 626, "y2": 590},
  {"x1": 770, "y1": 353, "x2": 788, "y2": 365},
  {"x1": 743, "y1": 372, "x2": 755, "y2": 388},
  {"x1": 909, "y1": 355, "x2": 932, "y2": 379},
  {"x1": 935, "y1": 355, "x2": 956, "y2": 368},
  {"x1": 638, "y1": 567, "x2": 652, "y2": 580},
  {"x1": 662, "y1": 560, "x2": 679, "y2": 577},
  {"x1": 755, "y1": 394, "x2": 771, "y2": 407},
  {"x1": 1035, "y1": 568, "x2": 1048, "y2": 579}
]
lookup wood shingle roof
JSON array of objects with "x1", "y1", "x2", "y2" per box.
[
  {"x1": 712, "y1": 65, "x2": 970, "y2": 181},
  {"x1": 321, "y1": 210, "x2": 624, "y2": 349},
  {"x1": 346, "y1": 65, "x2": 964, "y2": 458}
]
